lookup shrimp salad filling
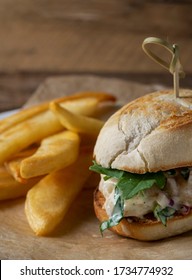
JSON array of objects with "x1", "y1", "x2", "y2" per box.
[{"x1": 90, "y1": 161, "x2": 192, "y2": 233}]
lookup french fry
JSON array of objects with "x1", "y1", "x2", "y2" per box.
[
  {"x1": 59, "y1": 91, "x2": 116, "y2": 116},
  {"x1": 50, "y1": 102, "x2": 104, "y2": 136},
  {"x1": 0, "y1": 93, "x2": 114, "y2": 164},
  {"x1": 0, "y1": 103, "x2": 48, "y2": 134},
  {"x1": 5, "y1": 146, "x2": 38, "y2": 183},
  {"x1": 0, "y1": 110, "x2": 62, "y2": 165},
  {"x1": 20, "y1": 131, "x2": 80, "y2": 179},
  {"x1": 0, "y1": 92, "x2": 115, "y2": 133},
  {"x1": 0, "y1": 166, "x2": 39, "y2": 200},
  {"x1": 25, "y1": 148, "x2": 93, "y2": 235}
]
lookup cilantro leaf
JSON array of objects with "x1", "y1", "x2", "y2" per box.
[
  {"x1": 100, "y1": 187, "x2": 123, "y2": 233},
  {"x1": 154, "y1": 204, "x2": 176, "y2": 226}
]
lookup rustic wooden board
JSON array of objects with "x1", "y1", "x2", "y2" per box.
[
  {"x1": 0, "y1": 75, "x2": 192, "y2": 260},
  {"x1": 0, "y1": 1, "x2": 192, "y2": 73}
]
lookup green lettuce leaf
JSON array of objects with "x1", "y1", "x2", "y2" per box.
[
  {"x1": 89, "y1": 161, "x2": 124, "y2": 180},
  {"x1": 117, "y1": 171, "x2": 166, "y2": 200},
  {"x1": 90, "y1": 161, "x2": 166, "y2": 199}
]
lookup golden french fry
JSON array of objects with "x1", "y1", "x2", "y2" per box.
[
  {"x1": 0, "y1": 104, "x2": 48, "y2": 134},
  {"x1": 0, "y1": 166, "x2": 39, "y2": 200},
  {"x1": 25, "y1": 148, "x2": 93, "y2": 235},
  {"x1": 0, "y1": 95, "x2": 65, "y2": 134},
  {"x1": 0, "y1": 92, "x2": 115, "y2": 133},
  {"x1": 60, "y1": 92, "x2": 115, "y2": 116},
  {"x1": 5, "y1": 146, "x2": 38, "y2": 183},
  {"x1": 50, "y1": 102, "x2": 104, "y2": 136},
  {"x1": 0, "y1": 110, "x2": 62, "y2": 165},
  {"x1": 0, "y1": 94, "x2": 112, "y2": 164},
  {"x1": 20, "y1": 131, "x2": 80, "y2": 179}
]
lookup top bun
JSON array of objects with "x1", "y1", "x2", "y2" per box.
[{"x1": 94, "y1": 89, "x2": 192, "y2": 173}]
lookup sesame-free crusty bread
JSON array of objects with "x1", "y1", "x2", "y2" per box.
[
  {"x1": 94, "y1": 188, "x2": 192, "y2": 240},
  {"x1": 94, "y1": 89, "x2": 192, "y2": 173}
]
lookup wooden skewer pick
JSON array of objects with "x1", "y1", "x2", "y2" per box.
[{"x1": 142, "y1": 37, "x2": 185, "y2": 98}]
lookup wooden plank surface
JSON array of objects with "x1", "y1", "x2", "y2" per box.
[
  {"x1": 0, "y1": 1, "x2": 192, "y2": 112},
  {"x1": 0, "y1": 1, "x2": 191, "y2": 73}
]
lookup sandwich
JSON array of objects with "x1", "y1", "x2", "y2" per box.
[{"x1": 90, "y1": 89, "x2": 192, "y2": 240}]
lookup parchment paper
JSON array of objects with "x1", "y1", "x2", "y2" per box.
[{"x1": 1, "y1": 75, "x2": 191, "y2": 260}]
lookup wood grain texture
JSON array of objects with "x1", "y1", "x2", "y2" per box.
[
  {"x1": 0, "y1": 1, "x2": 191, "y2": 73},
  {"x1": 0, "y1": 1, "x2": 192, "y2": 112},
  {"x1": 0, "y1": 73, "x2": 46, "y2": 112}
]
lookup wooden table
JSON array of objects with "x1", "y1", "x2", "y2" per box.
[{"x1": 1, "y1": 1, "x2": 192, "y2": 112}]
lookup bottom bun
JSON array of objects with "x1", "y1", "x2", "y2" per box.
[{"x1": 94, "y1": 188, "x2": 192, "y2": 241}]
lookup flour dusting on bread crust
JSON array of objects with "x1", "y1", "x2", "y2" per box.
[{"x1": 94, "y1": 89, "x2": 192, "y2": 173}]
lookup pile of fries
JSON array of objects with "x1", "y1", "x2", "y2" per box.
[{"x1": 0, "y1": 92, "x2": 116, "y2": 235}]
